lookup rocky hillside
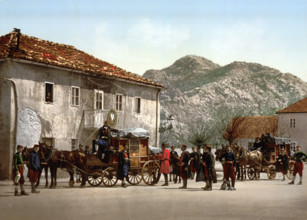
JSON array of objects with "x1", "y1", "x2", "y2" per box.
[{"x1": 143, "y1": 55, "x2": 307, "y2": 146}]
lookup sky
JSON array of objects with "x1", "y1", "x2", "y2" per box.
[{"x1": 0, "y1": 0, "x2": 306, "y2": 81}]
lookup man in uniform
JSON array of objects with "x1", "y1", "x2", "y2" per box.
[
  {"x1": 289, "y1": 146, "x2": 307, "y2": 185},
  {"x1": 219, "y1": 145, "x2": 236, "y2": 190},
  {"x1": 179, "y1": 144, "x2": 190, "y2": 189},
  {"x1": 277, "y1": 148, "x2": 289, "y2": 181},
  {"x1": 93, "y1": 121, "x2": 111, "y2": 162},
  {"x1": 117, "y1": 144, "x2": 130, "y2": 188},
  {"x1": 29, "y1": 144, "x2": 41, "y2": 193},
  {"x1": 160, "y1": 143, "x2": 170, "y2": 186},
  {"x1": 202, "y1": 145, "x2": 215, "y2": 191},
  {"x1": 13, "y1": 145, "x2": 29, "y2": 196}
]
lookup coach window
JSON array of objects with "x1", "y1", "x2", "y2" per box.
[
  {"x1": 45, "y1": 82, "x2": 54, "y2": 103},
  {"x1": 71, "y1": 86, "x2": 80, "y2": 106}
]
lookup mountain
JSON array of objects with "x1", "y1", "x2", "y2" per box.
[{"x1": 143, "y1": 55, "x2": 307, "y2": 146}]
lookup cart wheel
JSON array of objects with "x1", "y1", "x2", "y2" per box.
[
  {"x1": 102, "y1": 167, "x2": 118, "y2": 187},
  {"x1": 287, "y1": 161, "x2": 294, "y2": 180},
  {"x1": 87, "y1": 173, "x2": 103, "y2": 186},
  {"x1": 267, "y1": 165, "x2": 276, "y2": 180},
  {"x1": 141, "y1": 160, "x2": 160, "y2": 185},
  {"x1": 247, "y1": 167, "x2": 255, "y2": 180},
  {"x1": 127, "y1": 170, "x2": 142, "y2": 185}
]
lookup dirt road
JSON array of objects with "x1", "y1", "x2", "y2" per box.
[{"x1": 1, "y1": 170, "x2": 306, "y2": 220}]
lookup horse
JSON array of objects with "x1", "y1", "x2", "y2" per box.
[
  {"x1": 246, "y1": 150, "x2": 263, "y2": 180},
  {"x1": 169, "y1": 152, "x2": 181, "y2": 184},
  {"x1": 22, "y1": 145, "x2": 49, "y2": 187},
  {"x1": 233, "y1": 145, "x2": 247, "y2": 181},
  {"x1": 39, "y1": 142, "x2": 87, "y2": 188}
]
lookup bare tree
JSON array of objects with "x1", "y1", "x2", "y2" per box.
[{"x1": 223, "y1": 115, "x2": 248, "y2": 145}]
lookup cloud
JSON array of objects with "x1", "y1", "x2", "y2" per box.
[{"x1": 128, "y1": 18, "x2": 190, "y2": 49}]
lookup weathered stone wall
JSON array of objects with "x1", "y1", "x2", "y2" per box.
[{"x1": 0, "y1": 59, "x2": 161, "y2": 179}]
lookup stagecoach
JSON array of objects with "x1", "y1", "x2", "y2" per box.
[
  {"x1": 86, "y1": 128, "x2": 161, "y2": 187},
  {"x1": 247, "y1": 135, "x2": 295, "y2": 180}
]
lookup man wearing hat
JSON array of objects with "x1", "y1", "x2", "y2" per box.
[
  {"x1": 159, "y1": 142, "x2": 171, "y2": 186},
  {"x1": 29, "y1": 144, "x2": 41, "y2": 193},
  {"x1": 277, "y1": 148, "x2": 289, "y2": 181},
  {"x1": 219, "y1": 145, "x2": 236, "y2": 190},
  {"x1": 202, "y1": 144, "x2": 215, "y2": 191},
  {"x1": 289, "y1": 146, "x2": 307, "y2": 185},
  {"x1": 179, "y1": 144, "x2": 190, "y2": 189},
  {"x1": 12, "y1": 145, "x2": 29, "y2": 196}
]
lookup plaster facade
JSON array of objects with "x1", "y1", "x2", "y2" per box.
[
  {"x1": 277, "y1": 112, "x2": 306, "y2": 152},
  {"x1": 0, "y1": 59, "x2": 162, "y2": 179}
]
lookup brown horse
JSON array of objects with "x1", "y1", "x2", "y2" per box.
[
  {"x1": 39, "y1": 143, "x2": 87, "y2": 188},
  {"x1": 22, "y1": 145, "x2": 49, "y2": 187},
  {"x1": 246, "y1": 150, "x2": 263, "y2": 180},
  {"x1": 233, "y1": 145, "x2": 247, "y2": 181}
]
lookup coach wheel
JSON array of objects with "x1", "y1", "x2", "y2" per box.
[
  {"x1": 267, "y1": 165, "x2": 276, "y2": 180},
  {"x1": 87, "y1": 172, "x2": 103, "y2": 186},
  {"x1": 127, "y1": 170, "x2": 142, "y2": 185},
  {"x1": 247, "y1": 167, "x2": 256, "y2": 180},
  {"x1": 141, "y1": 160, "x2": 160, "y2": 185},
  {"x1": 102, "y1": 167, "x2": 118, "y2": 187}
]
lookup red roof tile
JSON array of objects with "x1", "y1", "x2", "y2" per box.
[
  {"x1": 276, "y1": 97, "x2": 307, "y2": 113},
  {"x1": 0, "y1": 30, "x2": 164, "y2": 88}
]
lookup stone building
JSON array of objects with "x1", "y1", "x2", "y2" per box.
[
  {"x1": 276, "y1": 97, "x2": 307, "y2": 152},
  {"x1": 0, "y1": 29, "x2": 164, "y2": 179}
]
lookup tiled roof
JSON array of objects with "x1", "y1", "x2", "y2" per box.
[
  {"x1": 276, "y1": 97, "x2": 307, "y2": 113},
  {"x1": 225, "y1": 115, "x2": 278, "y2": 139},
  {"x1": 0, "y1": 29, "x2": 164, "y2": 88}
]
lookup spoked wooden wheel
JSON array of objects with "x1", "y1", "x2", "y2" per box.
[
  {"x1": 267, "y1": 165, "x2": 276, "y2": 180},
  {"x1": 247, "y1": 167, "x2": 256, "y2": 180},
  {"x1": 102, "y1": 167, "x2": 118, "y2": 187},
  {"x1": 141, "y1": 160, "x2": 160, "y2": 185},
  {"x1": 127, "y1": 170, "x2": 142, "y2": 185},
  {"x1": 87, "y1": 172, "x2": 103, "y2": 186}
]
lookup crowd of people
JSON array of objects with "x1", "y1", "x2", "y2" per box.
[{"x1": 12, "y1": 140, "x2": 307, "y2": 195}]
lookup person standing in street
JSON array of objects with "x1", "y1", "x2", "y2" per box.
[
  {"x1": 29, "y1": 144, "x2": 41, "y2": 193},
  {"x1": 219, "y1": 145, "x2": 236, "y2": 190},
  {"x1": 202, "y1": 145, "x2": 215, "y2": 191},
  {"x1": 117, "y1": 144, "x2": 130, "y2": 188},
  {"x1": 179, "y1": 144, "x2": 190, "y2": 189},
  {"x1": 12, "y1": 145, "x2": 29, "y2": 196},
  {"x1": 160, "y1": 143, "x2": 171, "y2": 186},
  {"x1": 277, "y1": 148, "x2": 289, "y2": 181},
  {"x1": 289, "y1": 146, "x2": 307, "y2": 185}
]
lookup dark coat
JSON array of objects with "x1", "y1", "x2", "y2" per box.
[
  {"x1": 277, "y1": 154, "x2": 289, "y2": 170},
  {"x1": 203, "y1": 152, "x2": 217, "y2": 183},
  {"x1": 117, "y1": 150, "x2": 130, "y2": 180},
  {"x1": 30, "y1": 151, "x2": 41, "y2": 171}
]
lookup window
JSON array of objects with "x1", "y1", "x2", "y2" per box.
[
  {"x1": 71, "y1": 87, "x2": 80, "y2": 106},
  {"x1": 71, "y1": 139, "x2": 79, "y2": 150},
  {"x1": 129, "y1": 139, "x2": 139, "y2": 153},
  {"x1": 94, "y1": 90, "x2": 104, "y2": 110},
  {"x1": 116, "y1": 94, "x2": 122, "y2": 111},
  {"x1": 45, "y1": 82, "x2": 54, "y2": 103},
  {"x1": 290, "y1": 119, "x2": 296, "y2": 128},
  {"x1": 135, "y1": 97, "x2": 141, "y2": 113}
]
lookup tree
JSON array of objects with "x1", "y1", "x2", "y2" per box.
[
  {"x1": 188, "y1": 122, "x2": 211, "y2": 148},
  {"x1": 223, "y1": 115, "x2": 248, "y2": 146}
]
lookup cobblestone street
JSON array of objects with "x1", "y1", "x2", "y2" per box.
[{"x1": 1, "y1": 169, "x2": 306, "y2": 220}]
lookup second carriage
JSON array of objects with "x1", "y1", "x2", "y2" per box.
[
  {"x1": 247, "y1": 135, "x2": 295, "y2": 180},
  {"x1": 86, "y1": 128, "x2": 161, "y2": 187}
]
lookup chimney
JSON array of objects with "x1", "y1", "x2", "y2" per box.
[{"x1": 13, "y1": 28, "x2": 21, "y2": 50}]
